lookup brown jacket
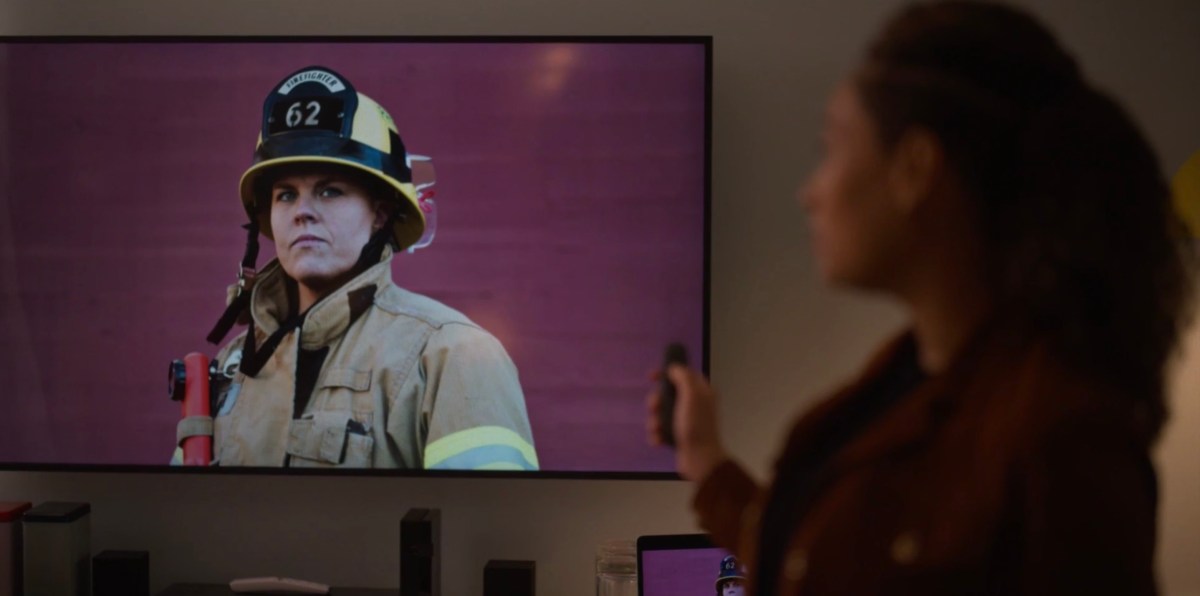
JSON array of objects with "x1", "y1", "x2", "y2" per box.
[{"x1": 694, "y1": 328, "x2": 1158, "y2": 595}]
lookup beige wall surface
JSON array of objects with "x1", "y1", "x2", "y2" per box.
[{"x1": 1, "y1": 0, "x2": 1197, "y2": 594}]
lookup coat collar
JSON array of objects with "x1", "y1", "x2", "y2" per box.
[
  {"x1": 250, "y1": 247, "x2": 394, "y2": 350},
  {"x1": 785, "y1": 316, "x2": 1024, "y2": 479}
]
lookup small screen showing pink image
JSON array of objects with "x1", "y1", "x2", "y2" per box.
[{"x1": 640, "y1": 538, "x2": 745, "y2": 596}]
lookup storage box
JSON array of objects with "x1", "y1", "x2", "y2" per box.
[
  {"x1": 22, "y1": 502, "x2": 91, "y2": 596},
  {"x1": 0, "y1": 502, "x2": 32, "y2": 596}
]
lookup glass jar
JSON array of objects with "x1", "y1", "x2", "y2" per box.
[{"x1": 596, "y1": 539, "x2": 637, "y2": 596}]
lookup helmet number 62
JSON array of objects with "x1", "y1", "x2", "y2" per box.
[{"x1": 285, "y1": 101, "x2": 321, "y2": 128}]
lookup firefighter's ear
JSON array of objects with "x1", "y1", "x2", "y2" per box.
[{"x1": 371, "y1": 200, "x2": 390, "y2": 232}]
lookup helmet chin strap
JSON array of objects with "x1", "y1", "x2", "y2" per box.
[
  {"x1": 353, "y1": 208, "x2": 402, "y2": 271},
  {"x1": 206, "y1": 219, "x2": 262, "y2": 345}
]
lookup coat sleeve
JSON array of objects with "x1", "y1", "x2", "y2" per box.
[
  {"x1": 415, "y1": 322, "x2": 539, "y2": 471},
  {"x1": 692, "y1": 458, "x2": 766, "y2": 559},
  {"x1": 1015, "y1": 409, "x2": 1159, "y2": 595}
]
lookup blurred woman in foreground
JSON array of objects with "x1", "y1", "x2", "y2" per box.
[{"x1": 650, "y1": 2, "x2": 1195, "y2": 593}]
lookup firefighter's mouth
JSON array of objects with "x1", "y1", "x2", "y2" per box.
[{"x1": 291, "y1": 234, "x2": 327, "y2": 248}]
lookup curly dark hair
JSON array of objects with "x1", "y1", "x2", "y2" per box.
[{"x1": 854, "y1": 0, "x2": 1195, "y2": 442}]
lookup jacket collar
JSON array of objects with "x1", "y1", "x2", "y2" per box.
[
  {"x1": 250, "y1": 246, "x2": 394, "y2": 350},
  {"x1": 788, "y1": 315, "x2": 1023, "y2": 478}
]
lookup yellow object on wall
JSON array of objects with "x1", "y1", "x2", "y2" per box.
[{"x1": 1173, "y1": 150, "x2": 1200, "y2": 238}]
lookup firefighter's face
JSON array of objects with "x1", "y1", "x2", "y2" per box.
[
  {"x1": 269, "y1": 170, "x2": 387, "y2": 294},
  {"x1": 721, "y1": 580, "x2": 745, "y2": 596}
]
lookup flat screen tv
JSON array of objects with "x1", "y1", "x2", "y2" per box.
[{"x1": 0, "y1": 37, "x2": 710, "y2": 478}]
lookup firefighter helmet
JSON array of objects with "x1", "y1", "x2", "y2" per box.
[
  {"x1": 238, "y1": 65, "x2": 425, "y2": 251},
  {"x1": 715, "y1": 554, "x2": 746, "y2": 593}
]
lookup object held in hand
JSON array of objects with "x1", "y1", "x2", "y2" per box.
[{"x1": 658, "y1": 342, "x2": 689, "y2": 447}]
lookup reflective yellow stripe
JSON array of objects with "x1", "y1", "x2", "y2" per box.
[
  {"x1": 429, "y1": 445, "x2": 534, "y2": 471},
  {"x1": 424, "y1": 426, "x2": 539, "y2": 470},
  {"x1": 476, "y1": 461, "x2": 527, "y2": 471}
]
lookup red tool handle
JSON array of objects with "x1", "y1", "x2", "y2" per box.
[{"x1": 181, "y1": 352, "x2": 212, "y2": 466}]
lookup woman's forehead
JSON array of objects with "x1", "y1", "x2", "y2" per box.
[{"x1": 266, "y1": 163, "x2": 372, "y2": 187}]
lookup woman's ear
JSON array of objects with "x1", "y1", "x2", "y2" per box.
[
  {"x1": 887, "y1": 127, "x2": 944, "y2": 215},
  {"x1": 372, "y1": 201, "x2": 391, "y2": 232}
]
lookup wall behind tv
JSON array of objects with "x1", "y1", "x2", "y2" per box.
[{"x1": 1, "y1": 0, "x2": 1198, "y2": 594}]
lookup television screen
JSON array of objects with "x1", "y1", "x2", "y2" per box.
[
  {"x1": 0, "y1": 38, "x2": 709, "y2": 476},
  {"x1": 639, "y1": 541, "x2": 743, "y2": 596}
]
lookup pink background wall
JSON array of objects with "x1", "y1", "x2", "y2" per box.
[
  {"x1": 642, "y1": 547, "x2": 732, "y2": 596},
  {"x1": 0, "y1": 41, "x2": 706, "y2": 471}
]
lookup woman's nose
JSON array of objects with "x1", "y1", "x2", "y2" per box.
[{"x1": 292, "y1": 192, "x2": 320, "y2": 221}]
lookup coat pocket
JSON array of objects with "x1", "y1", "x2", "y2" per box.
[
  {"x1": 286, "y1": 411, "x2": 375, "y2": 468},
  {"x1": 211, "y1": 382, "x2": 242, "y2": 465},
  {"x1": 309, "y1": 367, "x2": 377, "y2": 418}
]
